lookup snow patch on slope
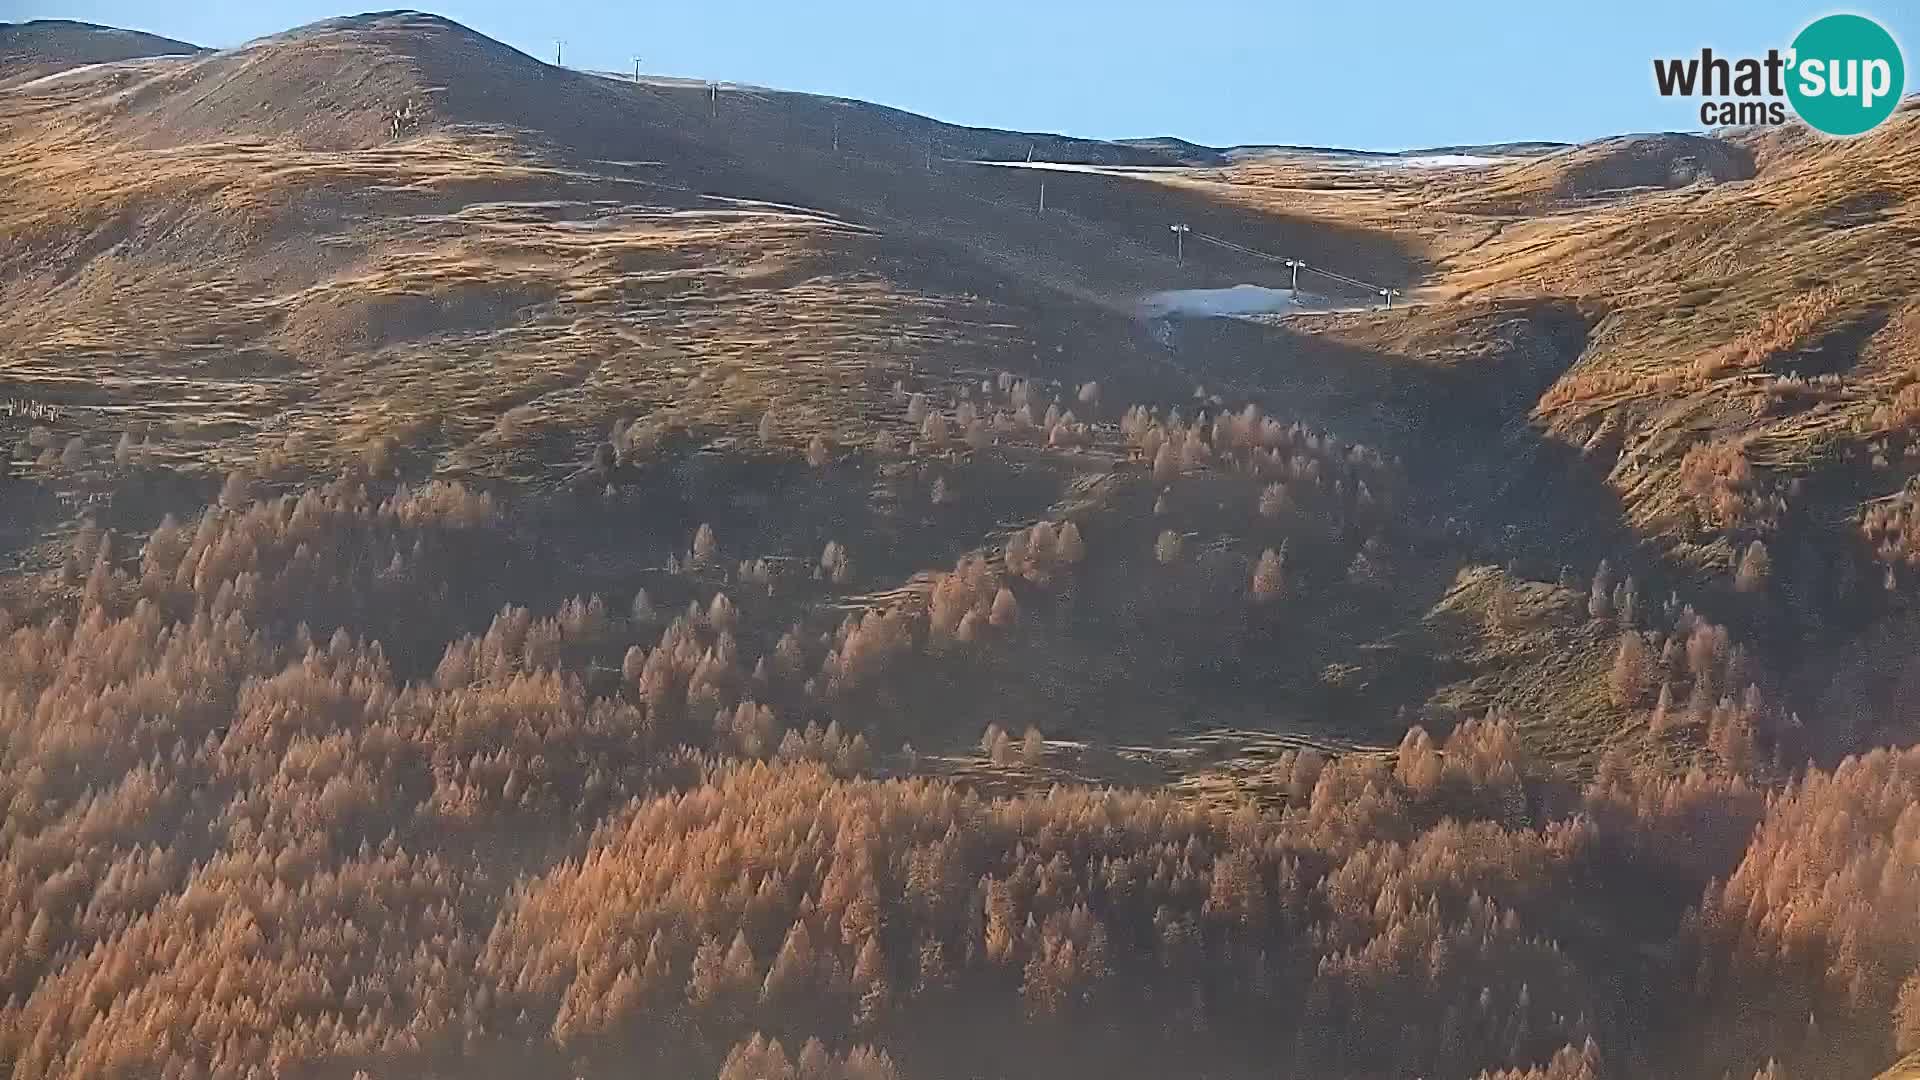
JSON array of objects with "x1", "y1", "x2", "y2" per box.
[
  {"x1": 1138, "y1": 285, "x2": 1302, "y2": 319},
  {"x1": 1357, "y1": 153, "x2": 1513, "y2": 169}
]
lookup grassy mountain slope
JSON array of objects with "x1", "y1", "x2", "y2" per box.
[
  {"x1": 9, "y1": 13, "x2": 1920, "y2": 1080},
  {"x1": 6, "y1": 11, "x2": 1920, "y2": 784},
  {"x1": 0, "y1": 19, "x2": 204, "y2": 88},
  {"x1": 0, "y1": 12, "x2": 1417, "y2": 484}
]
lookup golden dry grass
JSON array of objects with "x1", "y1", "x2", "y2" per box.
[
  {"x1": 1204, "y1": 103, "x2": 1920, "y2": 578},
  {"x1": 0, "y1": 111, "x2": 1033, "y2": 482},
  {"x1": 1880, "y1": 1051, "x2": 1920, "y2": 1080},
  {"x1": 0, "y1": 14, "x2": 1412, "y2": 489}
]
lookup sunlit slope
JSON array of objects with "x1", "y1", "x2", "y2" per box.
[{"x1": 0, "y1": 11, "x2": 1419, "y2": 481}]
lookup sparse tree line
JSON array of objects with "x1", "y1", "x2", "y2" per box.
[
  {"x1": 1123, "y1": 400, "x2": 1398, "y2": 533},
  {"x1": 1117, "y1": 397, "x2": 1405, "y2": 611},
  {"x1": 742, "y1": 379, "x2": 1400, "y2": 599},
  {"x1": 737, "y1": 372, "x2": 1102, "y2": 484}
]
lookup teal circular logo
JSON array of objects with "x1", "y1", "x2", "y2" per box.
[{"x1": 1787, "y1": 14, "x2": 1905, "y2": 136}]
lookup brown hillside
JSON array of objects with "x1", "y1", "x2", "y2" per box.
[
  {"x1": 0, "y1": 10, "x2": 1422, "y2": 484},
  {"x1": 0, "y1": 10, "x2": 1445, "y2": 775},
  {"x1": 1880, "y1": 1051, "x2": 1920, "y2": 1080},
  {"x1": 0, "y1": 19, "x2": 203, "y2": 88},
  {"x1": 7, "y1": 12, "x2": 1920, "y2": 1080},
  {"x1": 1164, "y1": 102, "x2": 1920, "y2": 761},
  {"x1": 1440, "y1": 132, "x2": 1757, "y2": 212}
]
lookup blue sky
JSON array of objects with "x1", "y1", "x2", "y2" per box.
[{"x1": 13, "y1": 0, "x2": 1916, "y2": 150}]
